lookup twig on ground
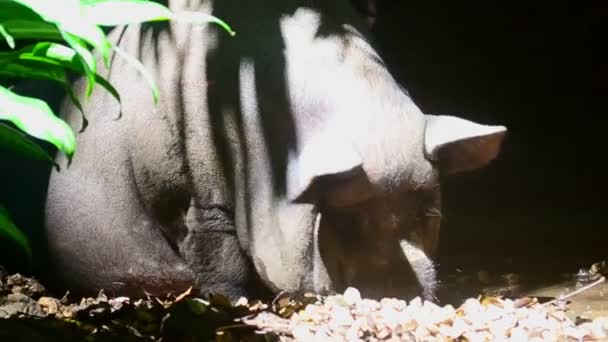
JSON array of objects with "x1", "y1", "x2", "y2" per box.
[
  {"x1": 272, "y1": 290, "x2": 289, "y2": 307},
  {"x1": 543, "y1": 276, "x2": 606, "y2": 307},
  {"x1": 243, "y1": 314, "x2": 293, "y2": 336}
]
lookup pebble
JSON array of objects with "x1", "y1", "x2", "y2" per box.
[{"x1": 248, "y1": 287, "x2": 608, "y2": 341}]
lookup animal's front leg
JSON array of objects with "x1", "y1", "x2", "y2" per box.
[{"x1": 179, "y1": 204, "x2": 270, "y2": 301}]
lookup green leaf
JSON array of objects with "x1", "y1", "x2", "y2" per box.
[
  {"x1": 60, "y1": 31, "x2": 97, "y2": 97},
  {"x1": 62, "y1": 82, "x2": 88, "y2": 132},
  {"x1": 0, "y1": 19, "x2": 64, "y2": 42},
  {"x1": 0, "y1": 204, "x2": 32, "y2": 260},
  {"x1": 0, "y1": 59, "x2": 89, "y2": 130},
  {"x1": 16, "y1": 42, "x2": 122, "y2": 106},
  {"x1": 0, "y1": 0, "x2": 45, "y2": 21},
  {"x1": 0, "y1": 85, "x2": 76, "y2": 158},
  {"x1": 92, "y1": 73, "x2": 121, "y2": 110},
  {"x1": 0, "y1": 52, "x2": 88, "y2": 130},
  {"x1": 10, "y1": 0, "x2": 112, "y2": 65},
  {"x1": 80, "y1": 0, "x2": 172, "y2": 26},
  {"x1": 0, "y1": 43, "x2": 122, "y2": 122},
  {"x1": 0, "y1": 122, "x2": 57, "y2": 168},
  {"x1": 0, "y1": 23, "x2": 15, "y2": 48},
  {"x1": 113, "y1": 44, "x2": 159, "y2": 104},
  {"x1": 1, "y1": 14, "x2": 101, "y2": 95},
  {"x1": 0, "y1": 59, "x2": 69, "y2": 84}
]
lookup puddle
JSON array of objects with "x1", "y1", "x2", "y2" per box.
[
  {"x1": 436, "y1": 255, "x2": 608, "y2": 320},
  {"x1": 526, "y1": 280, "x2": 608, "y2": 319}
]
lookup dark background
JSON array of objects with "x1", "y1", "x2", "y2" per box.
[
  {"x1": 1, "y1": 1, "x2": 605, "y2": 281},
  {"x1": 368, "y1": 0, "x2": 605, "y2": 274}
]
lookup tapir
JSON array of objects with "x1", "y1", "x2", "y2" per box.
[{"x1": 44, "y1": 0, "x2": 506, "y2": 302}]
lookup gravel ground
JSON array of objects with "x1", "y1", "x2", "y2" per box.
[
  {"x1": 245, "y1": 286, "x2": 608, "y2": 341},
  {"x1": 3, "y1": 264, "x2": 608, "y2": 341}
]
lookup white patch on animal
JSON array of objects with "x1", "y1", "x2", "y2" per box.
[{"x1": 399, "y1": 238, "x2": 437, "y2": 299}]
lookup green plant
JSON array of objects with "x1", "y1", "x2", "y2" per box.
[{"x1": 0, "y1": 0, "x2": 234, "y2": 259}]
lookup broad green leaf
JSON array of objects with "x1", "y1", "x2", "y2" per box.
[
  {"x1": 0, "y1": 122, "x2": 57, "y2": 168},
  {"x1": 0, "y1": 59, "x2": 82, "y2": 111},
  {"x1": 10, "y1": 0, "x2": 111, "y2": 65},
  {"x1": 0, "y1": 23, "x2": 15, "y2": 48},
  {"x1": 0, "y1": 20, "x2": 64, "y2": 42},
  {"x1": 91, "y1": 73, "x2": 121, "y2": 111},
  {"x1": 60, "y1": 31, "x2": 96, "y2": 97},
  {"x1": 0, "y1": 56, "x2": 88, "y2": 129},
  {"x1": 19, "y1": 42, "x2": 122, "y2": 105},
  {"x1": 29, "y1": 41, "x2": 80, "y2": 62},
  {"x1": 0, "y1": 204, "x2": 32, "y2": 260},
  {"x1": 1, "y1": 43, "x2": 121, "y2": 120},
  {"x1": 80, "y1": 0, "x2": 172, "y2": 26},
  {"x1": 0, "y1": 0, "x2": 45, "y2": 21},
  {"x1": 0, "y1": 85, "x2": 75, "y2": 158},
  {"x1": 0, "y1": 60, "x2": 68, "y2": 84},
  {"x1": 1, "y1": 20, "x2": 101, "y2": 95},
  {"x1": 62, "y1": 83, "x2": 88, "y2": 132},
  {"x1": 113, "y1": 44, "x2": 159, "y2": 104}
]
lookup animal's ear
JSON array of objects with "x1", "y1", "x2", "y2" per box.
[
  {"x1": 288, "y1": 132, "x2": 374, "y2": 207},
  {"x1": 424, "y1": 115, "x2": 507, "y2": 175}
]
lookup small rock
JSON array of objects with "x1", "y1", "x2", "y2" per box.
[
  {"x1": 331, "y1": 305, "x2": 353, "y2": 326},
  {"x1": 26, "y1": 280, "x2": 46, "y2": 297},
  {"x1": 292, "y1": 325, "x2": 316, "y2": 340},
  {"x1": 376, "y1": 327, "x2": 391, "y2": 339},
  {"x1": 0, "y1": 293, "x2": 45, "y2": 318},
  {"x1": 509, "y1": 326, "x2": 527, "y2": 341},
  {"x1": 235, "y1": 296, "x2": 249, "y2": 307},
  {"x1": 38, "y1": 296, "x2": 60, "y2": 315},
  {"x1": 108, "y1": 296, "x2": 130, "y2": 312},
  {"x1": 408, "y1": 297, "x2": 422, "y2": 310},
  {"x1": 6, "y1": 273, "x2": 26, "y2": 286},
  {"x1": 343, "y1": 287, "x2": 361, "y2": 306}
]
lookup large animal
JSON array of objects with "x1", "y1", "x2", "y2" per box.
[{"x1": 44, "y1": 0, "x2": 506, "y2": 301}]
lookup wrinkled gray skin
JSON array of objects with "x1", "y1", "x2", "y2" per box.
[{"x1": 44, "y1": 0, "x2": 506, "y2": 301}]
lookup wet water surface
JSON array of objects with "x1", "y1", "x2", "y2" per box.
[{"x1": 436, "y1": 254, "x2": 608, "y2": 320}]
